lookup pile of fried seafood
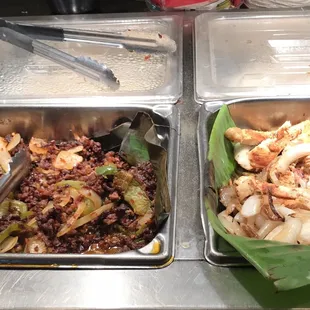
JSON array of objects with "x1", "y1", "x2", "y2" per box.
[{"x1": 219, "y1": 120, "x2": 310, "y2": 244}]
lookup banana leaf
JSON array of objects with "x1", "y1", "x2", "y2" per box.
[
  {"x1": 207, "y1": 104, "x2": 310, "y2": 291},
  {"x1": 97, "y1": 112, "x2": 170, "y2": 227}
]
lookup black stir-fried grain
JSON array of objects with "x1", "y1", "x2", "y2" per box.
[{"x1": 0, "y1": 135, "x2": 157, "y2": 254}]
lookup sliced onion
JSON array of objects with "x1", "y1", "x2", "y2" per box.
[
  {"x1": 53, "y1": 151, "x2": 83, "y2": 170},
  {"x1": 57, "y1": 201, "x2": 86, "y2": 237},
  {"x1": 265, "y1": 217, "x2": 302, "y2": 243},
  {"x1": 264, "y1": 224, "x2": 284, "y2": 241},
  {"x1": 275, "y1": 205, "x2": 295, "y2": 218},
  {"x1": 234, "y1": 212, "x2": 246, "y2": 224},
  {"x1": 72, "y1": 203, "x2": 114, "y2": 231},
  {"x1": 276, "y1": 143, "x2": 310, "y2": 173},
  {"x1": 70, "y1": 188, "x2": 80, "y2": 200},
  {"x1": 255, "y1": 214, "x2": 266, "y2": 229},
  {"x1": 218, "y1": 211, "x2": 235, "y2": 234},
  {"x1": 6, "y1": 133, "x2": 21, "y2": 151},
  {"x1": 257, "y1": 220, "x2": 282, "y2": 239},
  {"x1": 42, "y1": 201, "x2": 54, "y2": 214},
  {"x1": 240, "y1": 223, "x2": 258, "y2": 238},
  {"x1": 0, "y1": 148, "x2": 12, "y2": 173},
  {"x1": 219, "y1": 186, "x2": 241, "y2": 214},
  {"x1": 246, "y1": 215, "x2": 256, "y2": 227},
  {"x1": 59, "y1": 190, "x2": 71, "y2": 207},
  {"x1": 27, "y1": 201, "x2": 54, "y2": 227},
  {"x1": 218, "y1": 211, "x2": 246, "y2": 236},
  {"x1": 0, "y1": 137, "x2": 8, "y2": 149},
  {"x1": 137, "y1": 209, "x2": 154, "y2": 228},
  {"x1": 67, "y1": 145, "x2": 83, "y2": 153},
  {"x1": 37, "y1": 168, "x2": 60, "y2": 176},
  {"x1": 298, "y1": 220, "x2": 310, "y2": 245},
  {"x1": 241, "y1": 195, "x2": 262, "y2": 218},
  {"x1": 29, "y1": 137, "x2": 48, "y2": 155},
  {"x1": 0, "y1": 236, "x2": 18, "y2": 253},
  {"x1": 25, "y1": 237, "x2": 47, "y2": 254},
  {"x1": 79, "y1": 188, "x2": 101, "y2": 209}
]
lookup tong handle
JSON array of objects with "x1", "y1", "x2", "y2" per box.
[
  {"x1": 0, "y1": 150, "x2": 31, "y2": 204},
  {"x1": 3, "y1": 20, "x2": 64, "y2": 41},
  {"x1": 2, "y1": 20, "x2": 175, "y2": 53}
]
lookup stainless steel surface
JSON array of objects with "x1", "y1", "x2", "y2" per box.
[
  {"x1": 0, "y1": 103, "x2": 179, "y2": 268},
  {"x1": 194, "y1": 10, "x2": 310, "y2": 102},
  {"x1": 0, "y1": 14, "x2": 182, "y2": 104},
  {"x1": 197, "y1": 102, "x2": 248, "y2": 266},
  {"x1": 0, "y1": 150, "x2": 31, "y2": 204},
  {"x1": 4, "y1": 261, "x2": 310, "y2": 309},
  {"x1": 2, "y1": 11, "x2": 310, "y2": 310}
]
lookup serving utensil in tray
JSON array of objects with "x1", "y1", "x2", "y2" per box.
[
  {"x1": 0, "y1": 103, "x2": 179, "y2": 269},
  {"x1": 0, "y1": 15, "x2": 182, "y2": 104},
  {"x1": 0, "y1": 18, "x2": 177, "y2": 54},
  {"x1": 0, "y1": 25, "x2": 119, "y2": 90},
  {"x1": 0, "y1": 150, "x2": 31, "y2": 204}
]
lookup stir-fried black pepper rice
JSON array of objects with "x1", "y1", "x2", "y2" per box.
[{"x1": 0, "y1": 135, "x2": 157, "y2": 254}]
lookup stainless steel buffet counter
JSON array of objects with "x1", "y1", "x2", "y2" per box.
[{"x1": 1, "y1": 12, "x2": 310, "y2": 310}]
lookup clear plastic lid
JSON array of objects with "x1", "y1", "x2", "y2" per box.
[
  {"x1": 195, "y1": 10, "x2": 310, "y2": 102},
  {"x1": 0, "y1": 15, "x2": 182, "y2": 104}
]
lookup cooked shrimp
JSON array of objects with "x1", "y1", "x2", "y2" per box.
[{"x1": 225, "y1": 127, "x2": 273, "y2": 145}]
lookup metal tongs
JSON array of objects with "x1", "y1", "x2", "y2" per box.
[
  {"x1": 0, "y1": 19, "x2": 177, "y2": 54},
  {"x1": 0, "y1": 19, "x2": 177, "y2": 90},
  {"x1": 0, "y1": 19, "x2": 120, "y2": 90},
  {"x1": 0, "y1": 150, "x2": 31, "y2": 204}
]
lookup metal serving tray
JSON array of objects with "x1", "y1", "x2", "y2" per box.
[
  {"x1": 198, "y1": 97, "x2": 310, "y2": 266},
  {"x1": 0, "y1": 15, "x2": 183, "y2": 104},
  {"x1": 0, "y1": 103, "x2": 179, "y2": 269}
]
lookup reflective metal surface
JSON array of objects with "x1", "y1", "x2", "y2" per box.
[
  {"x1": 0, "y1": 14, "x2": 183, "y2": 104},
  {"x1": 198, "y1": 98, "x2": 310, "y2": 266},
  {"x1": 0, "y1": 104, "x2": 179, "y2": 268},
  {"x1": 2, "y1": 11, "x2": 310, "y2": 310}
]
